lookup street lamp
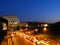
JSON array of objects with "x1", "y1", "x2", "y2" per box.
[
  {"x1": 10, "y1": 29, "x2": 14, "y2": 45},
  {"x1": 35, "y1": 29, "x2": 38, "y2": 32},
  {"x1": 11, "y1": 33, "x2": 14, "y2": 45},
  {"x1": 43, "y1": 27, "x2": 47, "y2": 32},
  {"x1": 43, "y1": 24, "x2": 48, "y2": 32}
]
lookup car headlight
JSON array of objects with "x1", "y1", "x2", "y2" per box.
[{"x1": 36, "y1": 41, "x2": 41, "y2": 45}]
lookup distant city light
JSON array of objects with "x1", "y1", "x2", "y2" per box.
[
  {"x1": 25, "y1": 28, "x2": 28, "y2": 30},
  {"x1": 35, "y1": 29, "x2": 38, "y2": 32},
  {"x1": 43, "y1": 24, "x2": 48, "y2": 27},
  {"x1": 38, "y1": 25, "x2": 40, "y2": 27},
  {"x1": 26, "y1": 24, "x2": 28, "y2": 27},
  {"x1": 43, "y1": 27, "x2": 47, "y2": 32}
]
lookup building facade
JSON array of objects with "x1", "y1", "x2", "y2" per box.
[
  {"x1": 2, "y1": 15, "x2": 19, "y2": 24},
  {"x1": 1, "y1": 15, "x2": 19, "y2": 30}
]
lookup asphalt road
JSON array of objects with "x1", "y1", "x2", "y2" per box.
[
  {"x1": 1, "y1": 31, "x2": 35, "y2": 45},
  {"x1": 8, "y1": 34, "x2": 35, "y2": 45},
  {"x1": 2, "y1": 30, "x2": 60, "y2": 45}
]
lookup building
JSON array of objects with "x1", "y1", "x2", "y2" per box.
[
  {"x1": 2, "y1": 15, "x2": 19, "y2": 24},
  {"x1": 19, "y1": 22, "x2": 28, "y2": 27},
  {"x1": 1, "y1": 15, "x2": 19, "y2": 30}
]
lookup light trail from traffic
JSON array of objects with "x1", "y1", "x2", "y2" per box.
[{"x1": 16, "y1": 31, "x2": 50, "y2": 45}]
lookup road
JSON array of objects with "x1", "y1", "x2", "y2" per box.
[
  {"x1": 7, "y1": 32, "x2": 35, "y2": 45},
  {"x1": 1, "y1": 31, "x2": 35, "y2": 45},
  {"x1": 15, "y1": 35, "x2": 34, "y2": 45},
  {"x1": 35, "y1": 34, "x2": 60, "y2": 45},
  {"x1": 7, "y1": 31, "x2": 49, "y2": 45},
  {"x1": 2, "y1": 30, "x2": 60, "y2": 45}
]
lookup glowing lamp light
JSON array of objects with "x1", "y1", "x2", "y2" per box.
[
  {"x1": 43, "y1": 27, "x2": 47, "y2": 32},
  {"x1": 43, "y1": 24, "x2": 48, "y2": 27},
  {"x1": 35, "y1": 29, "x2": 38, "y2": 32}
]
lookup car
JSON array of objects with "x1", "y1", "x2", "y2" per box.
[{"x1": 35, "y1": 41, "x2": 41, "y2": 45}]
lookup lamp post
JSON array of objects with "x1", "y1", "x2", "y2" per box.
[
  {"x1": 10, "y1": 29, "x2": 14, "y2": 45},
  {"x1": 43, "y1": 24, "x2": 48, "y2": 33}
]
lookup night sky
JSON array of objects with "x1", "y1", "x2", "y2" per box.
[{"x1": 0, "y1": 0, "x2": 60, "y2": 23}]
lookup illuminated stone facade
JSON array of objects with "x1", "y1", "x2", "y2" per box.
[{"x1": 2, "y1": 16, "x2": 19, "y2": 24}]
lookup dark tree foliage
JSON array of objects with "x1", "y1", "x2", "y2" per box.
[
  {"x1": 50, "y1": 22, "x2": 60, "y2": 38},
  {"x1": 0, "y1": 17, "x2": 8, "y2": 44}
]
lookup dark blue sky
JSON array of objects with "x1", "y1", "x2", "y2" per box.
[{"x1": 0, "y1": 0, "x2": 60, "y2": 23}]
